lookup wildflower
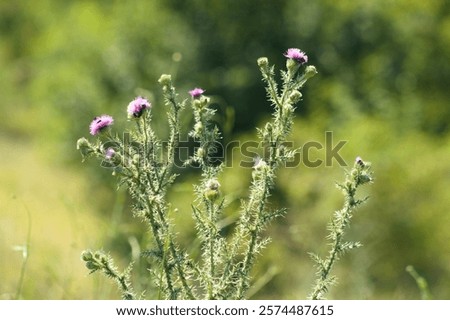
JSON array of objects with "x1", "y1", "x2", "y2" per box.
[
  {"x1": 89, "y1": 115, "x2": 114, "y2": 135},
  {"x1": 189, "y1": 88, "x2": 205, "y2": 99},
  {"x1": 105, "y1": 147, "x2": 116, "y2": 160},
  {"x1": 284, "y1": 48, "x2": 308, "y2": 64},
  {"x1": 127, "y1": 96, "x2": 151, "y2": 119}
]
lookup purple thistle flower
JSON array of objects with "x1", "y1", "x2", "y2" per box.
[
  {"x1": 127, "y1": 96, "x2": 151, "y2": 118},
  {"x1": 105, "y1": 147, "x2": 116, "y2": 160},
  {"x1": 284, "y1": 48, "x2": 308, "y2": 64},
  {"x1": 189, "y1": 88, "x2": 205, "y2": 99},
  {"x1": 89, "y1": 115, "x2": 114, "y2": 135}
]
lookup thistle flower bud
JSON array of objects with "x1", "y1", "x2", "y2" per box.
[
  {"x1": 359, "y1": 173, "x2": 373, "y2": 185},
  {"x1": 77, "y1": 137, "x2": 89, "y2": 149},
  {"x1": 206, "y1": 178, "x2": 220, "y2": 190},
  {"x1": 81, "y1": 250, "x2": 93, "y2": 262},
  {"x1": 204, "y1": 179, "x2": 221, "y2": 202},
  {"x1": 85, "y1": 261, "x2": 99, "y2": 271},
  {"x1": 304, "y1": 65, "x2": 318, "y2": 80},
  {"x1": 257, "y1": 57, "x2": 269, "y2": 68},
  {"x1": 158, "y1": 74, "x2": 172, "y2": 86},
  {"x1": 196, "y1": 147, "x2": 205, "y2": 158},
  {"x1": 76, "y1": 137, "x2": 93, "y2": 158},
  {"x1": 81, "y1": 250, "x2": 102, "y2": 272},
  {"x1": 288, "y1": 90, "x2": 302, "y2": 104}
]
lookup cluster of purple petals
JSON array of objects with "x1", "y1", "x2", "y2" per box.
[
  {"x1": 189, "y1": 88, "x2": 205, "y2": 99},
  {"x1": 89, "y1": 49, "x2": 307, "y2": 135},
  {"x1": 284, "y1": 48, "x2": 308, "y2": 64},
  {"x1": 89, "y1": 115, "x2": 114, "y2": 135},
  {"x1": 127, "y1": 96, "x2": 151, "y2": 118}
]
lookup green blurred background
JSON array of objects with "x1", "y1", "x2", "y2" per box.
[{"x1": 1, "y1": 0, "x2": 449, "y2": 299}]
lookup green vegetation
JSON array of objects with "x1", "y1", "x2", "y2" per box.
[{"x1": 1, "y1": 0, "x2": 449, "y2": 299}]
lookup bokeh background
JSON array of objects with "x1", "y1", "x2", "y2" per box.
[{"x1": 1, "y1": 0, "x2": 449, "y2": 299}]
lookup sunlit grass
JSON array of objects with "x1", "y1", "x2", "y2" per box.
[{"x1": 0, "y1": 136, "x2": 115, "y2": 299}]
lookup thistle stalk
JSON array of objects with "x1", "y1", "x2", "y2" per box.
[{"x1": 309, "y1": 157, "x2": 373, "y2": 300}]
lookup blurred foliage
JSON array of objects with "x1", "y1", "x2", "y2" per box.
[{"x1": 0, "y1": 0, "x2": 449, "y2": 299}]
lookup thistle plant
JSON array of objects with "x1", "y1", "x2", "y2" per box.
[
  {"x1": 309, "y1": 157, "x2": 373, "y2": 300},
  {"x1": 76, "y1": 48, "x2": 373, "y2": 300}
]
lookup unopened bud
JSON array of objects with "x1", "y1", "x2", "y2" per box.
[
  {"x1": 359, "y1": 174, "x2": 372, "y2": 184},
  {"x1": 81, "y1": 250, "x2": 93, "y2": 262},
  {"x1": 76, "y1": 137, "x2": 93, "y2": 158},
  {"x1": 77, "y1": 137, "x2": 89, "y2": 150},
  {"x1": 204, "y1": 189, "x2": 219, "y2": 202},
  {"x1": 257, "y1": 57, "x2": 269, "y2": 68},
  {"x1": 289, "y1": 90, "x2": 302, "y2": 104},
  {"x1": 158, "y1": 74, "x2": 172, "y2": 86},
  {"x1": 304, "y1": 65, "x2": 318, "y2": 80},
  {"x1": 196, "y1": 147, "x2": 205, "y2": 158},
  {"x1": 204, "y1": 179, "x2": 220, "y2": 202},
  {"x1": 206, "y1": 179, "x2": 220, "y2": 190},
  {"x1": 85, "y1": 261, "x2": 98, "y2": 271}
]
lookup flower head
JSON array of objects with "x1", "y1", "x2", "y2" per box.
[
  {"x1": 89, "y1": 115, "x2": 114, "y2": 135},
  {"x1": 105, "y1": 147, "x2": 116, "y2": 160},
  {"x1": 127, "y1": 96, "x2": 151, "y2": 118},
  {"x1": 189, "y1": 88, "x2": 205, "y2": 99},
  {"x1": 284, "y1": 48, "x2": 308, "y2": 64}
]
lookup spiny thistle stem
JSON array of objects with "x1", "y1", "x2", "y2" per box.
[
  {"x1": 309, "y1": 157, "x2": 373, "y2": 300},
  {"x1": 81, "y1": 250, "x2": 136, "y2": 300}
]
